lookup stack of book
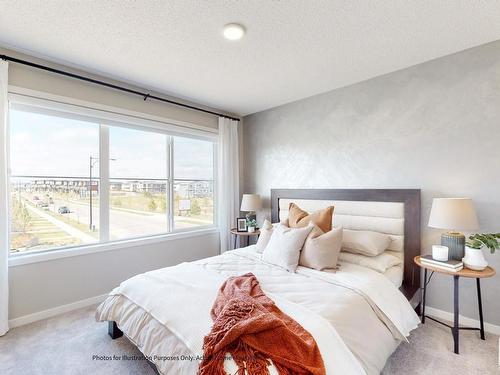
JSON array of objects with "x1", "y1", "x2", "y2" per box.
[{"x1": 420, "y1": 255, "x2": 463, "y2": 272}]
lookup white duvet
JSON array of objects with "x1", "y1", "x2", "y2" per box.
[{"x1": 96, "y1": 246, "x2": 419, "y2": 375}]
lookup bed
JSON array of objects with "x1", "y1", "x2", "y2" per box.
[{"x1": 96, "y1": 188, "x2": 422, "y2": 375}]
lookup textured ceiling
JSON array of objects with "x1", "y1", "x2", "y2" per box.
[{"x1": 1, "y1": 1, "x2": 500, "y2": 116}]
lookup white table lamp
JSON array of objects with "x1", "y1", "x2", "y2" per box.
[
  {"x1": 240, "y1": 194, "x2": 262, "y2": 222},
  {"x1": 428, "y1": 198, "x2": 479, "y2": 260}
]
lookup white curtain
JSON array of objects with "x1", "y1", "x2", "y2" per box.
[
  {"x1": 0, "y1": 60, "x2": 9, "y2": 336},
  {"x1": 217, "y1": 117, "x2": 240, "y2": 253}
]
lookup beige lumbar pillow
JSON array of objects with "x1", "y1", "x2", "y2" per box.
[
  {"x1": 299, "y1": 225, "x2": 343, "y2": 271},
  {"x1": 342, "y1": 229, "x2": 391, "y2": 257},
  {"x1": 262, "y1": 223, "x2": 314, "y2": 272},
  {"x1": 288, "y1": 203, "x2": 334, "y2": 233},
  {"x1": 255, "y1": 219, "x2": 273, "y2": 253},
  {"x1": 338, "y1": 252, "x2": 401, "y2": 273}
]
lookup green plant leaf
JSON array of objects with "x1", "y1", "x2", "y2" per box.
[{"x1": 468, "y1": 233, "x2": 499, "y2": 254}]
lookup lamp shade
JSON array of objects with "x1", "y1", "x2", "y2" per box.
[
  {"x1": 240, "y1": 194, "x2": 262, "y2": 212},
  {"x1": 428, "y1": 198, "x2": 479, "y2": 231}
]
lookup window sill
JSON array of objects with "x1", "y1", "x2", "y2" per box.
[{"x1": 8, "y1": 227, "x2": 220, "y2": 267}]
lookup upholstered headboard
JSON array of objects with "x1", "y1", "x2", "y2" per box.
[{"x1": 271, "y1": 189, "x2": 421, "y2": 302}]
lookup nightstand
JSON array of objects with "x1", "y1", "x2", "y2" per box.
[
  {"x1": 414, "y1": 255, "x2": 496, "y2": 354},
  {"x1": 230, "y1": 228, "x2": 260, "y2": 249}
]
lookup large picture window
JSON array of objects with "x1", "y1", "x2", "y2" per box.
[{"x1": 8, "y1": 99, "x2": 216, "y2": 255}]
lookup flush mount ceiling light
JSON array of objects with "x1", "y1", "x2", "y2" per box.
[{"x1": 223, "y1": 23, "x2": 245, "y2": 40}]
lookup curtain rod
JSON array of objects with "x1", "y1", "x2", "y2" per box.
[{"x1": 0, "y1": 54, "x2": 240, "y2": 122}]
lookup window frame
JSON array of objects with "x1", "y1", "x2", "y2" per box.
[{"x1": 7, "y1": 89, "x2": 218, "y2": 264}]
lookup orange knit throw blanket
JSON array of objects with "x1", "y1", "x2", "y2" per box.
[{"x1": 198, "y1": 273, "x2": 325, "y2": 375}]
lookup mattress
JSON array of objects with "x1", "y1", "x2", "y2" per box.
[{"x1": 96, "y1": 246, "x2": 419, "y2": 375}]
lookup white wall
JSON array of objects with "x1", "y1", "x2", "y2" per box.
[
  {"x1": 2, "y1": 47, "x2": 225, "y2": 320},
  {"x1": 9, "y1": 232, "x2": 219, "y2": 319}
]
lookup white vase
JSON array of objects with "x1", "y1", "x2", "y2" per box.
[
  {"x1": 248, "y1": 226, "x2": 255, "y2": 233},
  {"x1": 462, "y1": 246, "x2": 488, "y2": 271}
]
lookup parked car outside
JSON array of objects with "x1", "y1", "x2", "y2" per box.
[{"x1": 58, "y1": 206, "x2": 71, "y2": 214}]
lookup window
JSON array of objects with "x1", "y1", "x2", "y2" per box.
[
  {"x1": 173, "y1": 137, "x2": 214, "y2": 229},
  {"x1": 9, "y1": 109, "x2": 100, "y2": 253},
  {"x1": 8, "y1": 99, "x2": 216, "y2": 255},
  {"x1": 109, "y1": 126, "x2": 168, "y2": 240}
]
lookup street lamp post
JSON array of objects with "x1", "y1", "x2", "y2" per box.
[
  {"x1": 89, "y1": 156, "x2": 99, "y2": 231},
  {"x1": 89, "y1": 156, "x2": 116, "y2": 231}
]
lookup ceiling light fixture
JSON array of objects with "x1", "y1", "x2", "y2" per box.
[{"x1": 223, "y1": 23, "x2": 245, "y2": 41}]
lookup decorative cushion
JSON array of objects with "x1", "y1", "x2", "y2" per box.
[
  {"x1": 299, "y1": 226, "x2": 343, "y2": 271},
  {"x1": 262, "y1": 223, "x2": 314, "y2": 272},
  {"x1": 342, "y1": 229, "x2": 391, "y2": 256},
  {"x1": 338, "y1": 252, "x2": 402, "y2": 273},
  {"x1": 287, "y1": 203, "x2": 334, "y2": 233},
  {"x1": 255, "y1": 219, "x2": 273, "y2": 253}
]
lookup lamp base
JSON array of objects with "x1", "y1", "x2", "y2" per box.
[
  {"x1": 441, "y1": 232, "x2": 465, "y2": 261},
  {"x1": 245, "y1": 211, "x2": 256, "y2": 222}
]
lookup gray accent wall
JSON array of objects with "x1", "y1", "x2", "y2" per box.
[{"x1": 242, "y1": 41, "x2": 500, "y2": 325}]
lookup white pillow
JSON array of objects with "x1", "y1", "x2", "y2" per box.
[
  {"x1": 338, "y1": 252, "x2": 402, "y2": 273},
  {"x1": 255, "y1": 219, "x2": 273, "y2": 253},
  {"x1": 342, "y1": 229, "x2": 391, "y2": 257},
  {"x1": 262, "y1": 223, "x2": 314, "y2": 272},
  {"x1": 299, "y1": 226, "x2": 343, "y2": 271}
]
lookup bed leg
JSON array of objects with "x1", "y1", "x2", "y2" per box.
[{"x1": 108, "y1": 321, "x2": 123, "y2": 339}]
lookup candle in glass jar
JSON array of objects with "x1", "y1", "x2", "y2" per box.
[{"x1": 432, "y1": 245, "x2": 449, "y2": 262}]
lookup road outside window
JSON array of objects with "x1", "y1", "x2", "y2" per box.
[
  {"x1": 109, "y1": 126, "x2": 168, "y2": 240},
  {"x1": 9, "y1": 109, "x2": 100, "y2": 253}
]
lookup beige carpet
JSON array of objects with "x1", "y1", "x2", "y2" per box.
[{"x1": 0, "y1": 304, "x2": 498, "y2": 375}]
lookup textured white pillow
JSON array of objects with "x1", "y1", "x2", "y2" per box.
[
  {"x1": 299, "y1": 226, "x2": 343, "y2": 271},
  {"x1": 342, "y1": 229, "x2": 391, "y2": 256},
  {"x1": 262, "y1": 223, "x2": 314, "y2": 272},
  {"x1": 338, "y1": 252, "x2": 402, "y2": 273},
  {"x1": 255, "y1": 220, "x2": 273, "y2": 253}
]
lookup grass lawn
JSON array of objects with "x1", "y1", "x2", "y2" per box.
[
  {"x1": 10, "y1": 214, "x2": 80, "y2": 252},
  {"x1": 73, "y1": 192, "x2": 167, "y2": 214},
  {"x1": 110, "y1": 193, "x2": 167, "y2": 213}
]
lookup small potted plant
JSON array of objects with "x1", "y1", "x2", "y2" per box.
[
  {"x1": 246, "y1": 218, "x2": 257, "y2": 233},
  {"x1": 463, "y1": 233, "x2": 500, "y2": 270}
]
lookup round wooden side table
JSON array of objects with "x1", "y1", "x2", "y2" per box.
[
  {"x1": 414, "y1": 255, "x2": 495, "y2": 354},
  {"x1": 230, "y1": 228, "x2": 260, "y2": 249}
]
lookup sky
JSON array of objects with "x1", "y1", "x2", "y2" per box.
[{"x1": 9, "y1": 109, "x2": 214, "y2": 181}]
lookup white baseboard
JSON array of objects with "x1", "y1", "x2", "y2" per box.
[
  {"x1": 426, "y1": 306, "x2": 500, "y2": 336},
  {"x1": 8, "y1": 294, "x2": 107, "y2": 329}
]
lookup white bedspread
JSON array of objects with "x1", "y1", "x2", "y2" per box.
[{"x1": 96, "y1": 246, "x2": 419, "y2": 375}]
